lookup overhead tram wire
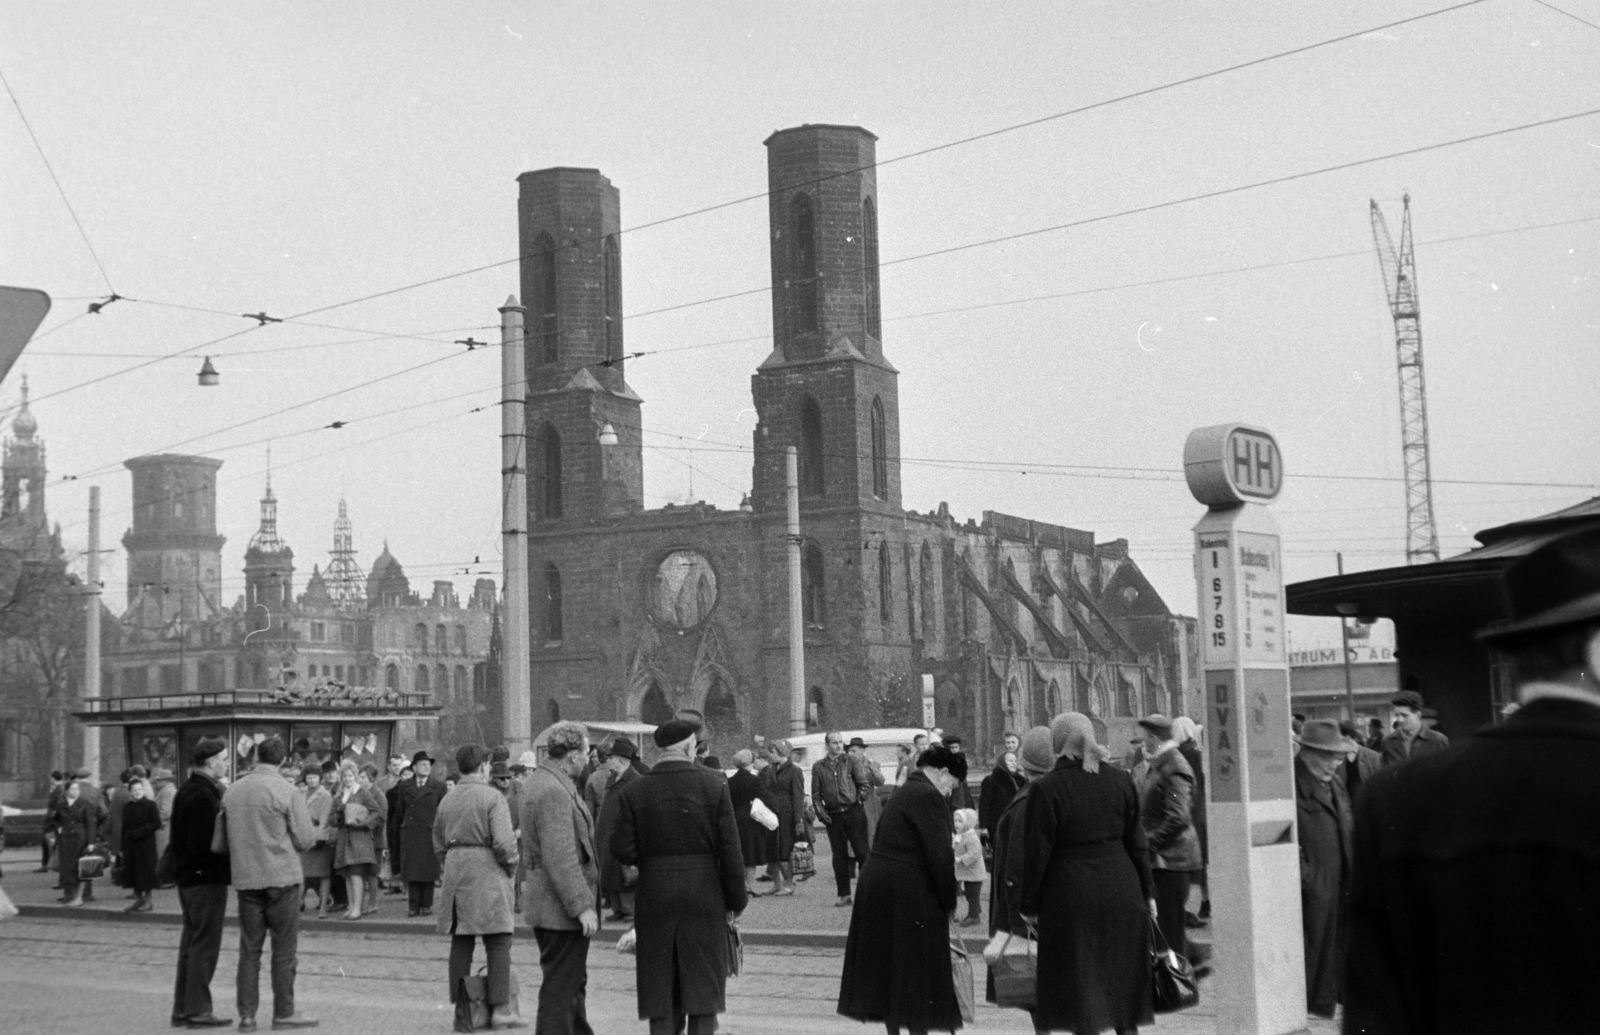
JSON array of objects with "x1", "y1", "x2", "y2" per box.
[
  {"x1": 284, "y1": 0, "x2": 1489, "y2": 322},
  {"x1": 1531, "y1": 0, "x2": 1600, "y2": 33},
  {"x1": 623, "y1": 107, "x2": 1600, "y2": 323},
  {"x1": 1, "y1": 64, "x2": 117, "y2": 295}
]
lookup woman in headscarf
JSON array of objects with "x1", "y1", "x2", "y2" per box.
[
  {"x1": 1171, "y1": 716, "x2": 1209, "y2": 925},
  {"x1": 837, "y1": 743, "x2": 967, "y2": 1035},
  {"x1": 985, "y1": 726, "x2": 1054, "y2": 1027},
  {"x1": 329, "y1": 760, "x2": 384, "y2": 920},
  {"x1": 299, "y1": 766, "x2": 335, "y2": 917},
  {"x1": 1020, "y1": 713, "x2": 1155, "y2": 1035},
  {"x1": 727, "y1": 749, "x2": 772, "y2": 896}
]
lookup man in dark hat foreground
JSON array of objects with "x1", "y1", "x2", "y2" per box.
[
  {"x1": 594, "y1": 739, "x2": 644, "y2": 921},
  {"x1": 1293, "y1": 720, "x2": 1356, "y2": 1019},
  {"x1": 611, "y1": 719, "x2": 747, "y2": 1035},
  {"x1": 394, "y1": 750, "x2": 446, "y2": 917},
  {"x1": 169, "y1": 737, "x2": 233, "y2": 1028},
  {"x1": 1345, "y1": 527, "x2": 1600, "y2": 1033}
]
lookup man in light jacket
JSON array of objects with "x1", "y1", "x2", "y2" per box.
[
  {"x1": 215, "y1": 736, "x2": 318, "y2": 1032},
  {"x1": 521, "y1": 721, "x2": 601, "y2": 1035}
]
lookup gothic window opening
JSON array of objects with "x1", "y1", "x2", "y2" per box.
[
  {"x1": 878, "y1": 542, "x2": 893, "y2": 628},
  {"x1": 919, "y1": 542, "x2": 936, "y2": 643},
  {"x1": 455, "y1": 625, "x2": 467, "y2": 654},
  {"x1": 535, "y1": 232, "x2": 558, "y2": 364},
  {"x1": 1047, "y1": 679, "x2": 1063, "y2": 719},
  {"x1": 870, "y1": 396, "x2": 888, "y2": 499},
  {"x1": 544, "y1": 562, "x2": 564, "y2": 643},
  {"x1": 802, "y1": 542, "x2": 827, "y2": 630},
  {"x1": 798, "y1": 396, "x2": 824, "y2": 497},
  {"x1": 807, "y1": 686, "x2": 826, "y2": 729},
  {"x1": 641, "y1": 681, "x2": 674, "y2": 726},
  {"x1": 435, "y1": 624, "x2": 447, "y2": 655},
  {"x1": 703, "y1": 678, "x2": 738, "y2": 748},
  {"x1": 436, "y1": 664, "x2": 449, "y2": 701},
  {"x1": 416, "y1": 665, "x2": 430, "y2": 695},
  {"x1": 603, "y1": 235, "x2": 622, "y2": 361},
  {"x1": 791, "y1": 193, "x2": 819, "y2": 333},
  {"x1": 414, "y1": 623, "x2": 429, "y2": 653},
  {"x1": 455, "y1": 666, "x2": 468, "y2": 698},
  {"x1": 385, "y1": 664, "x2": 399, "y2": 690},
  {"x1": 863, "y1": 196, "x2": 881, "y2": 339},
  {"x1": 538, "y1": 424, "x2": 564, "y2": 520}
]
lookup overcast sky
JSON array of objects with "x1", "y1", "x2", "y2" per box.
[{"x1": 3, "y1": 0, "x2": 1596, "y2": 650}]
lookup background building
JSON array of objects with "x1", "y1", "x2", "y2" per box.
[
  {"x1": 1288, "y1": 619, "x2": 1399, "y2": 724},
  {"x1": 519, "y1": 124, "x2": 1199, "y2": 760},
  {"x1": 106, "y1": 456, "x2": 500, "y2": 774}
]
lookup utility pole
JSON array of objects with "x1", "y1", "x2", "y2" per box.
[
  {"x1": 1370, "y1": 195, "x2": 1441, "y2": 564},
  {"x1": 499, "y1": 296, "x2": 531, "y2": 756},
  {"x1": 83, "y1": 486, "x2": 102, "y2": 776},
  {"x1": 1338, "y1": 553, "x2": 1356, "y2": 721},
  {"x1": 786, "y1": 446, "x2": 806, "y2": 736}
]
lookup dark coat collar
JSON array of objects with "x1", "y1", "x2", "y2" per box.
[
  {"x1": 1478, "y1": 695, "x2": 1600, "y2": 740},
  {"x1": 648, "y1": 758, "x2": 698, "y2": 774}
]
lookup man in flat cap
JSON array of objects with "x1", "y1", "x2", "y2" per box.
[
  {"x1": 394, "y1": 750, "x2": 447, "y2": 918},
  {"x1": 611, "y1": 719, "x2": 747, "y2": 1035},
  {"x1": 168, "y1": 737, "x2": 233, "y2": 1029},
  {"x1": 1135, "y1": 713, "x2": 1203, "y2": 973},
  {"x1": 594, "y1": 739, "x2": 644, "y2": 921},
  {"x1": 1293, "y1": 720, "x2": 1356, "y2": 1019},
  {"x1": 1345, "y1": 527, "x2": 1600, "y2": 1033}
]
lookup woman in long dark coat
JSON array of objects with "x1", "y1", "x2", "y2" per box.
[
  {"x1": 727, "y1": 751, "x2": 770, "y2": 892},
  {"x1": 1021, "y1": 713, "x2": 1154, "y2": 1035},
  {"x1": 118, "y1": 779, "x2": 162, "y2": 911},
  {"x1": 838, "y1": 744, "x2": 967, "y2": 1035},
  {"x1": 984, "y1": 726, "x2": 1054, "y2": 1020},
  {"x1": 760, "y1": 740, "x2": 806, "y2": 895},
  {"x1": 53, "y1": 780, "x2": 103, "y2": 907},
  {"x1": 611, "y1": 722, "x2": 749, "y2": 1035}
]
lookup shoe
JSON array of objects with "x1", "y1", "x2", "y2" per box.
[
  {"x1": 755, "y1": 874, "x2": 773, "y2": 882},
  {"x1": 185, "y1": 1015, "x2": 233, "y2": 1029},
  {"x1": 606, "y1": 911, "x2": 632, "y2": 921},
  {"x1": 487, "y1": 1010, "x2": 527, "y2": 1030},
  {"x1": 63, "y1": 895, "x2": 84, "y2": 908},
  {"x1": 316, "y1": 909, "x2": 328, "y2": 920},
  {"x1": 420, "y1": 908, "x2": 432, "y2": 916},
  {"x1": 270, "y1": 1015, "x2": 319, "y2": 1030},
  {"x1": 406, "y1": 910, "x2": 419, "y2": 918},
  {"x1": 171, "y1": 1017, "x2": 189, "y2": 1028},
  {"x1": 834, "y1": 896, "x2": 852, "y2": 907},
  {"x1": 745, "y1": 886, "x2": 764, "y2": 898},
  {"x1": 34, "y1": 867, "x2": 51, "y2": 873},
  {"x1": 238, "y1": 1018, "x2": 258, "y2": 1032},
  {"x1": 134, "y1": 898, "x2": 154, "y2": 913},
  {"x1": 1184, "y1": 911, "x2": 1206, "y2": 929},
  {"x1": 959, "y1": 916, "x2": 981, "y2": 927},
  {"x1": 1192, "y1": 964, "x2": 1213, "y2": 980},
  {"x1": 342, "y1": 912, "x2": 362, "y2": 921},
  {"x1": 1198, "y1": 900, "x2": 1211, "y2": 920},
  {"x1": 773, "y1": 887, "x2": 795, "y2": 897}
]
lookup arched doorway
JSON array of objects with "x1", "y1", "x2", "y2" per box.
[
  {"x1": 703, "y1": 678, "x2": 739, "y2": 754},
  {"x1": 640, "y1": 681, "x2": 674, "y2": 726}
]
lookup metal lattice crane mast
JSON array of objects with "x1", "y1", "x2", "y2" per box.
[{"x1": 1370, "y1": 194, "x2": 1441, "y2": 564}]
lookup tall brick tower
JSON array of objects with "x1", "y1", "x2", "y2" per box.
[
  {"x1": 122, "y1": 454, "x2": 226, "y2": 624},
  {"x1": 750, "y1": 125, "x2": 902, "y2": 514},
  {"x1": 516, "y1": 167, "x2": 644, "y2": 523}
]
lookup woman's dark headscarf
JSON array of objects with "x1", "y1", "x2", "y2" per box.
[{"x1": 916, "y1": 743, "x2": 968, "y2": 782}]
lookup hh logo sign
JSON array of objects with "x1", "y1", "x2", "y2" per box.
[{"x1": 1229, "y1": 428, "x2": 1281, "y2": 500}]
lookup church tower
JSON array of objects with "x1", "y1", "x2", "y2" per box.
[
  {"x1": 516, "y1": 167, "x2": 644, "y2": 523},
  {"x1": 325, "y1": 496, "x2": 366, "y2": 613},
  {"x1": 243, "y1": 471, "x2": 295, "y2": 615},
  {"x1": 123, "y1": 454, "x2": 226, "y2": 624},
  {"x1": 1, "y1": 376, "x2": 47, "y2": 528},
  {"x1": 750, "y1": 125, "x2": 902, "y2": 514}
]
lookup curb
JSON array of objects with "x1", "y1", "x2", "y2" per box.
[{"x1": 13, "y1": 904, "x2": 1003, "y2": 953}]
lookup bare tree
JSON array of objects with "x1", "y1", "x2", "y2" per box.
[{"x1": 0, "y1": 537, "x2": 88, "y2": 794}]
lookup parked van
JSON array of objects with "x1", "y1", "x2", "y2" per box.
[{"x1": 785, "y1": 728, "x2": 928, "y2": 808}]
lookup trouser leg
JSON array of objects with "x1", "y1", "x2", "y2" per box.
[
  {"x1": 266, "y1": 884, "x2": 300, "y2": 1019},
  {"x1": 484, "y1": 933, "x2": 513, "y2": 1008},
  {"x1": 409, "y1": 882, "x2": 424, "y2": 912},
  {"x1": 448, "y1": 934, "x2": 476, "y2": 1002},
  {"x1": 964, "y1": 880, "x2": 982, "y2": 920},
  {"x1": 843, "y1": 808, "x2": 871, "y2": 886},
  {"x1": 828, "y1": 820, "x2": 852, "y2": 896},
  {"x1": 422, "y1": 882, "x2": 435, "y2": 910},
  {"x1": 176, "y1": 884, "x2": 226, "y2": 1018},
  {"x1": 1151, "y1": 869, "x2": 1191, "y2": 961},
  {"x1": 685, "y1": 1015, "x2": 717, "y2": 1035},
  {"x1": 533, "y1": 927, "x2": 591, "y2": 1034},
  {"x1": 647, "y1": 1018, "x2": 683, "y2": 1035},
  {"x1": 236, "y1": 889, "x2": 266, "y2": 1020}
]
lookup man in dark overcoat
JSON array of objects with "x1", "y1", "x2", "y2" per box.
[
  {"x1": 169, "y1": 737, "x2": 233, "y2": 1029},
  {"x1": 1344, "y1": 527, "x2": 1600, "y2": 1033},
  {"x1": 1377, "y1": 688, "x2": 1450, "y2": 767},
  {"x1": 1135, "y1": 713, "x2": 1203, "y2": 969},
  {"x1": 611, "y1": 719, "x2": 748, "y2": 1035},
  {"x1": 595, "y1": 740, "x2": 643, "y2": 921},
  {"x1": 1293, "y1": 720, "x2": 1354, "y2": 1019},
  {"x1": 393, "y1": 751, "x2": 446, "y2": 917}
]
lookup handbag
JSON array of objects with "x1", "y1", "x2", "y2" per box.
[
  {"x1": 1150, "y1": 919, "x2": 1199, "y2": 1013},
  {"x1": 790, "y1": 842, "x2": 815, "y2": 877},
  {"x1": 950, "y1": 926, "x2": 976, "y2": 1023},
  {"x1": 986, "y1": 923, "x2": 1038, "y2": 1010},
  {"x1": 453, "y1": 966, "x2": 519, "y2": 1033},
  {"x1": 726, "y1": 920, "x2": 744, "y2": 977},
  {"x1": 77, "y1": 842, "x2": 110, "y2": 881},
  {"x1": 749, "y1": 798, "x2": 779, "y2": 832}
]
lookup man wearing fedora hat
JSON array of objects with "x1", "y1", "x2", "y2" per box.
[
  {"x1": 1344, "y1": 526, "x2": 1600, "y2": 1033},
  {"x1": 1293, "y1": 720, "x2": 1356, "y2": 1019},
  {"x1": 393, "y1": 750, "x2": 447, "y2": 917}
]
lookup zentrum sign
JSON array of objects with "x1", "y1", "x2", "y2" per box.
[{"x1": 1183, "y1": 423, "x2": 1284, "y2": 508}]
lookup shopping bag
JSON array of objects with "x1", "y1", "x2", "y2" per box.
[
  {"x1": 77, "y1": 842, "x2": 110, "y2": 881},
  {"x1": 950, "y1": 927, "x2": 976, "y2": 1023},
  {"x1": 0, "y1": 885, "x2": 18, "y2": 920},
  {"x1": 1150, "y1": 920, "x2": 1199, "y2": 1012},
  {"x1": 987, "y1": 925, "x2": 1038, "y2": 1010},
  {"x1": 790, "y1": 842, "x2": 815, "y2": 877},
  {"x1": 750, "y1": 798, "x2": 779, "y2": 832}
]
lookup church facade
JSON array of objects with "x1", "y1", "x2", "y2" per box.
[{"x1": 521, "y1": 124, "x2": 1199, "y2": 760}]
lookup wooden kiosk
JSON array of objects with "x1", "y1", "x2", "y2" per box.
[{"x1": 75, "y1": 682, "x2": 439, "y2": 779}]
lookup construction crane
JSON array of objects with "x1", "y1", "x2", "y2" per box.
[{"x1": 1370, "y1": 193, "x2": 1441, "y2": 564}]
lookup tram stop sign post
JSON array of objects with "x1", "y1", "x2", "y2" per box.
[{"x1": 1184, "y1": 423, "x2": 1307, "y2": 1035}]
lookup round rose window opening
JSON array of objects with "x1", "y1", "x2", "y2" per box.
[{"x1": 649, "y1": 550, "x2": 719, "y2": 630}]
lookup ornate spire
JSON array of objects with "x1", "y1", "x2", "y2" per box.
[
  {"x1": 246, "y1": 467, "x2": 285, "y2": 553},
  {"x1": 12, "y1": 374, "x2": 37, "y2": 439},
  {"x1": 326, "y1": 495, "x2": 367, "y2": 611}
]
